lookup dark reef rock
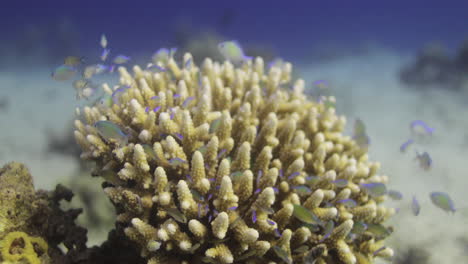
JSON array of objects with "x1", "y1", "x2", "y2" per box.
[
  {"x1": 0, "y1": 96, "x2": 9, "y2": 113},
  {"x1": 172, "y1": 25, "x2": 276, "y2": 65},
  {"x1": 455, "y1": 40, "x2": 468, "y2": 72},
  {"x1": 394, "y1": 246, "x2": 431, "y2": 264},
  {"x1": 400, "y1": 41, "x2": 468, "y2": 91},
  {"x1": 0, "y1": 162, "x2": 143, "y2": 263},
  {"x1": 46, "y1": 122, "x2": 87, "y2": 170}
]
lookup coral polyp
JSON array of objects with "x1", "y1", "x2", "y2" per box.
[{"x1": 74, "y1": 53, "x2": 395, "y2": 263}]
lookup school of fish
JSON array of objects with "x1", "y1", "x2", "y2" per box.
[{"x1": 53, "y1": 37, "x2": 462, "y2": 262}]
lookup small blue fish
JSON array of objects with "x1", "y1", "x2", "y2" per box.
[
  {"x1": 360, "y1": 182, "x2": 387, "y2": 197},
  {"x1": 272, "y1": 246, "x2": 292, "y2": 264},
  {"x1": 185, "y1": 58, "x2": 193, "y2": 70},
  {"x1": 196, "y1": 146, "x2": 208, "y2": 156},
  {"x1": 186, "y1": 174, "x2": 193, "y2": 183},
  {"x1": 400, "y1": 138, "x2": 414, "y2": 153},
  {"x1": 182, "y1": 97, "x2": 195, "y2": 108},
  {"x1": 98, "y1": 94, "x2": 113, "y2": 108},
  {"x1": 292, "y1": 186, "x2": 312, "y2": 196},
  {"x1": 113, "y1": 55, "x2": 131, "y2": 64},
  {"x1": 83, "y1": 64, "x2": 107, "y2": 79},
  {"x1": 101, "y1": 48, "x2": 111, "y2": 61},
  {"x1": 319, "y1": 220, "x2": 334, "y2": 242},
  {"x1": 313, "y1": 80, "x2": 329, "y2": 90},
  {"x1": 170, "y1": 109, "x2": 175, "y2": 120},
  {"x1": 152, "y1": 47, "x2": 177, "y2": 63},
  {"x1": 288, "y1": 172, "x2": 300, "y2": 180},
  {"x1": 429, "y1": 192, "x2": 456, "y2": 213},
  {"x1": 72, "y1": 79, "x2": 89, "y2": 90},
  {"x1": 230, "y1": 171, "x2": 243, "y2": 179},
  {"x1": 292, "y1": 204, "x2": 321, "y2": 225},
  {"x1": 256, "y1": 170, "x2": 263, "y2": 186},
  {"x1": 354, "y1": 118, "x2": 366, "y2": 135},
  {"x1": 294, "y1": 245, "x2": 310, "y2": 254},
  {"x1": 64, "y1": 56, "x2": 85, "y2": 67},
  {"x1": 351, "y1": 221, "x2": 368, "y2": 234},
  {"x1": 252, "y1": 210, "x2": 257, "y2": 223},
  {"x1": 410, "y1": 120, "x2": 434, "y2": 136},
  {"x1": 305, "y1": 175, "x2": 321, "y2": 185},
  {"x1": 166, "y1": 208, "x2": 187, "y2": 223},
  {"x1": 366, "y1": 223, "x2": 392, "y2": 238},
  {"x1": 415, "y1": 151, "x2": 432, "y2": 171},
  {"x1": 169, "y1": 157, "x2": 186, "y2": 166},
  {"x1": 274, "y1": 228, "x2": 282, "y2": 237},
  {"x1": 209, "y1": 118, "x2": 221, "y2": 133},
  {"x1": 353, "y1": 118, "x2": 370, "y2": 149},
  {"x1": 337, "y1": 199, "x2": 357, "y2": 208},
  {"x1": 412, "y1": 196, "x2": 420, "y2": 216},
  {"x1": 217, "y1": 149, "x2": 227, "y2": 159},
  {"x1": 217, "y1": 40, "x2": 252, "y2": 65},
  {"x1": 111, "y1": 85, "x2": 130, "y2": 104},
  {"x1": 198, "y1": 203, "x2": 202, "y2": 218},
  {"x1": 174, "y1": 133, "x2": 183, "y2": 140},
  {"x1": 191, "y1": 189, "x2": 204, "y2": 202},
  {"x1": 142, "y1": 144, "x2": 157, "y2": 161},
  {"x1": 51, "y1": 64, "x2": 77, "y2": 81},
  {"x1": 267, "y1": 58, "x2": 284, "y2": 69},
  {"x1": 388, "y1": 190, "x2": 403, "y2": 200},
  {"x1": 331, "y1": 179, "x2": 348, "y2": 188},
  {"x1": 147, "y1": 64, "x2": 167, "y2": 72},
  {"x1": 94, "y1": 120, "x2": 128, "y2": 145},
  {"x1": 373, "y1": 246, "x2": 386, "y2": 256},
  {"x1": 95, "y1": 64, "x2": 109, "y2": 74},
  {"x1": 322, "y1": 96, "x2": 336, "y2": 109},
  {"x1": 100, "y1": 34, "x2": 108, "y2": 48}
]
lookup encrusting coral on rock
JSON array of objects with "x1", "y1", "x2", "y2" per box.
[
  {"x1": 0, "y1": 162, "x2": 88, "y2": 263},
  {"x1": 74, "y1": 51, "x2": 396, "y2": 263},
  {"x1": 0, "y1": 231, "x2": 48, "y2": 264}
]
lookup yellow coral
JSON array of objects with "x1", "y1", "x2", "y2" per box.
[
  {"x1": 0, "y1": 231, "x2": 48, "y2": 264},
  {"x1": 74, "y1": 51, "x2": 395, "y2": 263}
]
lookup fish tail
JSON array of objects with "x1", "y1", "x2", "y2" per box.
[{"x1": 243, "y1": 55, "x2": 253, "y2": 62}]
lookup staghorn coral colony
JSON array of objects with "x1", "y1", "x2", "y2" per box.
[{"x1": 74, "y1": 52, "x2": 396, "y2": 264}]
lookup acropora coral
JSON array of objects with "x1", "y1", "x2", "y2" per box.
[{"x1": 74, "y1": 52, "x2": 396, "y2": 263}]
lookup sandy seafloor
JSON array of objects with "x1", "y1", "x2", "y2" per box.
[{"x1": 1, "y1": 48, "x2": 467, "y2": 263}]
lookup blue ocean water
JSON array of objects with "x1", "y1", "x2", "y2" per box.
[{"x1": 0, "y1": 0, "x2": 467, "y2": 64}]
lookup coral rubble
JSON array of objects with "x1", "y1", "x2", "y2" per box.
[{"x1": 74, "y1": 52, "x2": 395, "y2": 263}]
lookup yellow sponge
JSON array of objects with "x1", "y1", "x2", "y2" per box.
[{"x1": 0, "y1": 231, "x2": 48, "y2": 264}]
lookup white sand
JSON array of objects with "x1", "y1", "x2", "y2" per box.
[
  {"x1": 1, "y1": 49, "x2": 466, "y2": 262},
  {"x1": 0, "y1": 69, "x2": 80, "y2": 189}
]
